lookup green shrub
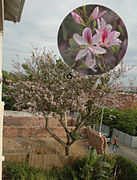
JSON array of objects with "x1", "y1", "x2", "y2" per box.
[
  {"x1": 92, "y1": 154, "x2": 116, "y2": 180},
  {"x1": 3, "y1": 161, "x2": 28, "y2": 180},
  {"x1": 62, "y1": 149, "x2": 115, "y2": 180},
  {"x1": 103, "y1": 107, "x2": 137, "y2": 136},
  {"x1": 2, "y1": 161, "x2": 66, "y2": 180},
  {"x1": 3, "y1": 161, "x2": 48, "y2": 180},
  {"x1": 2, "y1": 70, "x2": 17, "y2": 110},
  {"x1": 115, "y1": 155, "x2": 137, "y2": 180}
]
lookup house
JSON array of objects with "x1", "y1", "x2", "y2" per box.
[{"x1": 0, "y1": 0, "x2": 25, "y2": 179}]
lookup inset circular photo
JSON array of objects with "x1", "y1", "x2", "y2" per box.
[{"x1": 57, "y1": 4, "x2": 128, "y2": 75}]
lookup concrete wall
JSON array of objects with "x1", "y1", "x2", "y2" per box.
[
  {"x1": 4, "y1": 110, "x2": 34, "y2": 117},
  {"x1": 112, "y1": 128, "x2": 137, "y2": 148},
  {"x1": 131, "y1": 137, "x2": 137, "y2": 148}
]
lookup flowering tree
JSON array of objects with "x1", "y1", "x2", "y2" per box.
[{"x1": 7, "y1": 48, "x2": 132, "y2": 156}]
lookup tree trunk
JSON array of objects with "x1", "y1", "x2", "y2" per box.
[{"x1": 65, "y1": 146, "x2": 70, "y2": 156}]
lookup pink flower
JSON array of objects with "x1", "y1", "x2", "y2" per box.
[
  {"x1": 97, "y1": 18, "x2": 122, "y2": 47},
  {"x1": 71, "y1": 11, "x2": 82, "y2": 24},
  {"x1": 91, "y1": 6, "x2": 106, "y2": 20},
  {"x1": 85, "y1": 53, "x2": 97, "y2": 72},
  {"x1": 73, "y1": 27, "x2": 107, "y2": 61}
]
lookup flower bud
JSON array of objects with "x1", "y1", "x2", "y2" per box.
[{"x1": 71, "y1": 11, "x2": 82, "y2": 24}]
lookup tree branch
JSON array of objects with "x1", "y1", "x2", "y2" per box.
[
  {"x1": 45, "y1": 115, "x2": 66, "y2": 147},
  {"x1": 58, "y1": 114, "x2": 70, "y2": 134}
]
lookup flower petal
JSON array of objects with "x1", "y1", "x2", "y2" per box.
[
  {"x1": 92, "y1": 32, "x2": 102, "y2": 45},
  {"x1": 91, "y1": 6, "x2": 99, "y2": 20},
  {"x1": 82, "y1": 27, "x2": 92, "y2": 44},
  {"x1": 106, "y1": 24, "x2": 112, "y2": 32},
  {"x1": 114, "y1": 31, "x2": 120, "y2": 38},
  {"x1": 85, "y1": 53, "x2": 92, "y2": 65},
  {"x1": 97, "y1": 19, "x2": 101, "y2": 30},
  {"x1": 98, "y1": 11, "x2": 107, "y2": 19},
  {"x1": 89, "y1": 46, "x2": 107, "y2": 54},
  {"x1": 85, "y1": 54, "x2": 97, "y2": 72},
  {"x1": 75, "y1": 48, "x2": 89, "y2": 61},
  {"x1": 106, "y1": 31, "x2": 121, "y2": 47},
  {"x1": 100, "y1": 18, "x2": 106, "y2": 30},
  {"x1": 73, "y1": 33, "x2": 87, "y2": 45}
]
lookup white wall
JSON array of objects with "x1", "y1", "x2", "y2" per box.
[{"x1": 4, "y1": 110, "x2": 33, "y2": 117}]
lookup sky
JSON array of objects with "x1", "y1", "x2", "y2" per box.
[{"x1": 2, "y1": 0, "x2": 137, "y2": 86}]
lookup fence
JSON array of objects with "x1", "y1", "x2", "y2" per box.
[
  {"x1": 4, "y1": 152, "x2": 66, "y2": 169},
  {"x1": 29, "y1": 154, "x2": 65, "y2": 169},
  {"x1": 4, "y1": 152, "x2": 28, "y2": 163}
]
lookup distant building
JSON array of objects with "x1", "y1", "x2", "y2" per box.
[{"x1": 105, "y1": 93, "x2": 137, "y2": 110}]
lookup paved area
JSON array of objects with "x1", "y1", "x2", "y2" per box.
[{"x1": 107, "y1": 142, "x2": 137, "y2": 163}]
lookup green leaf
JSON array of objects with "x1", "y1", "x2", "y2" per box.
[
  {"x1": 118, "y1": 25, "x2": 124, "y2": 37},
  {"x1": 95, "y1": 173, "x2": 110, "y2": 180},
  {"x1": 86, "y1": 15, "x2": 93, "y2": 26},
  {"x1": 88, "y1": 149, "x2": 97, "y2": 166},
  {"x1": 95, "y1": 54, "x2": 100, "y2": 58},
  {"x1": 64, "y1": 14, "x2": 83, "y2": 36},
  {"x1": 82, "y1": 5, "x2": 87, "y2": 16},
  {"x1": 98, "y1": 161, "x2": 111, "y2": 169},
  {"x1": 98, "y1": 63, "x2": 104, "y2": 72},
  {"x1": 69, "y1": 38, "x2": 79, "y2": 50},
  {"x1": 111, "y1": 45, "x2": 119, "y2": 55},
  {"x1": 62, "y1": 53, "x2": 75, "y2": 67},
  {"x1": 106, "y1": 65, "x2": 111, "y2": 71},
  {"x1": 22, "y1": 63, "x2": 29, "y2": 71},
  {"x1": 62, "y1": 23, "x2": 67, "y2": 41},
  {"x1": 76, "y1": 63, "x2": 88, "y2": 70},
  {"x1": 93, "y1": 20, "x2": 97, "y2": 30}
]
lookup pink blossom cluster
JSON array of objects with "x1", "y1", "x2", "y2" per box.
[
  {"x1": 8, "y1": 49, "x2": 131, "y2": 117},
  {"x1": 71, "y1": 6, "x2": 122, "y2": 72}
]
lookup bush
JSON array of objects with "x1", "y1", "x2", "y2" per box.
[
  {"x1": 2, "y1": 161, "x2": 67, "y2": 180},
  {"x1": 115, "y1": 155, "x2": 137, "y2": 180},
  {"x1": 3, "y1": 161, "x2": 49, "y2": 180},
  {"x1": 103, "y1": 107, "x2": 137, "y2": 136}
]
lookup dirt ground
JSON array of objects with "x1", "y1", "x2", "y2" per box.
[{"x1": 3, "y1": 137, "x2": 88, "y2": 157}]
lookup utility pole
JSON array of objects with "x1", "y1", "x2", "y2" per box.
[{"x1": 99, "y1": 105, "x2": 104, "y2": 136}]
